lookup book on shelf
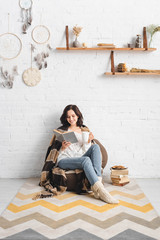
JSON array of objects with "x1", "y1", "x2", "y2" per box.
[
  {"x1": 97, "y1": 46, "x2": 116, "y2": 49},
  {"x1": 97, "y1": 43, "x2": 116, "y2": 48},
  {"x1": 97, "y1": 43, "x2": 115, "y2": 46},
  {"x1": 53, "y1": 129, "x2": 78, "y2": 143}
]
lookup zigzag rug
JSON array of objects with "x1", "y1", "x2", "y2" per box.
[{"x1": 0, "y1": 178, "x2": 160, "y2": 240}]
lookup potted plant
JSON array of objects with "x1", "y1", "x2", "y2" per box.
[
  {"x1": 147, "y1": 24, "x2": 160, "y2": 47},
  {"x1": 73, "y1": 25, "x2": 82, "y2": 48}
]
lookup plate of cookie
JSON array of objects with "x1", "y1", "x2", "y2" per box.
[{"x1": 111, "y1": 165, "x2": 128, "y2": 170}]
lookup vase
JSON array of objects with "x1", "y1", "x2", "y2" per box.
[
  {"x1": 135, "y1": 34, "x2": 142, "y2": 48},
  {"x1": 73, "y1": 37, "x2": 81, "y2": 48}
]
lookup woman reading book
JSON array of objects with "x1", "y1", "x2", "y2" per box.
[{"x1": 39, "y1": 104, "x2": 118, "y2": 204}]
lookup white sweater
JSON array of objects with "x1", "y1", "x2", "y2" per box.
[{"x1": 57, "y1": 132, "x2": 91, "y2": 163}]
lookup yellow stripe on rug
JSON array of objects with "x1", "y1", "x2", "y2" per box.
[
  {"x1": 7, "y1": 200, "x2": 153, "y2": 213},
  {"x1": 110, "y1": 191, "x2": 145, "y2": 200}
]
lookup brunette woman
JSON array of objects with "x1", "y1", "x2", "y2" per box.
[{"x1": 55, "y1": 104, "x2": 118, "y2": 204}]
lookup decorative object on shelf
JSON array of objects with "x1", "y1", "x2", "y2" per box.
[
  {"x1": 82, "y1": 42, "x2": 87, "y2": 48},
  {"x1": 135, "y1": 34, "x2": 142, "y2": 48},
  {"x1": 117, "y1": 63, "x2": 127, "y2": 72},
  {"x1": 73, "y1": 37, "x2": 81, "y2": 48},
  {"x1": 143, "y1": 27, "x2": 148, "y2": 49},
  {"x1": 19, "y1": 0, "x2": 33, "y2": 34},
  {"x1": 130, "y1": 68, "x2": 160, "y2": 74},
  {"x1": 65, "y1": 26, "x2": 69, "y2": 50},
  {"x1": 32, "y1": 25, "x2": 50, "y2": 44},
  {"x1": 73, "y1": 25, "x2": 82, "y2": 47},
  {"x1": 97, "y1": 43, "x2": 115, "y2": 48},
  {"x1": 0, "y1": 66, "x2": 18, "y2": 89},
  {"x1": 147, "y1": 24, "x2": 160, "y2": 47},
  {"x1": 23, "y1": 44, "x2": 41, "y2": 86}
]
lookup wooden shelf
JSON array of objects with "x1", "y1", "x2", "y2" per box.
[
  {"x1": 105, "y1": 72, "x2": 160, "y2": 75},
  {"x1": 57, "y1": 26, "x2": 158, "y2": 76},
  {"x1": 56, "y1": 47, "x2": 156, "y2": 51}
]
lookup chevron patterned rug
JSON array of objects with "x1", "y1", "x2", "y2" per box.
[{"x1": 0, "y1": 178, "x2": 160, "y2": 240}]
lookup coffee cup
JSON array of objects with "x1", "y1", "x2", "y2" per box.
[{"x1": 82, "y1": 131, "x2": 89, "y2": 144}]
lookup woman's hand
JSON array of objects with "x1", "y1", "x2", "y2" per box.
[
  {"x1": 61, "y1": 141, "x2": 71, "y2": 151},
  {"x1": 88, "y1": 132, "x2": 94, "y2": 143}
]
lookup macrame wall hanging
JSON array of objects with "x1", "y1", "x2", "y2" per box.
[
  {"x1": 0, "y1": 14, "x2": 21, "y2": 88},
  {"x1": 32, "y1": 25, "x2": 50, "y2": 44},
  {"x1": 19, "y1": 0, "x2": 33, "y2": 34},
  {"x1": 31, "y1": 25, "x2": 53, "y2": 70},
  {"x1": 22, "y1": 44, "x2": 41, "y2": 86}
]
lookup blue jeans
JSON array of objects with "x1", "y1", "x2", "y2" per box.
[{"x1": 58, "y1": 144, "x2": 102, "y2": 186}]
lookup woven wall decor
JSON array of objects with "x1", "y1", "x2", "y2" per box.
[
  {"x1": 22, "y1": 44, "x2": 41, "y2": 86},
  {"x1": 23, "y1": 68, "x2": 41, "y2": 86}
]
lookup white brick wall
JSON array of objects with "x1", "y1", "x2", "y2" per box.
[{"x1": 0, "y1": 0, "x2": 160, "y2": 178}]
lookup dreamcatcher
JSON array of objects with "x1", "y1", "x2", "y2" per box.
[
  {"x1": 31, "y1": 25, "x2": 53, "y2": 70},
  {"x1": 0, "y1": 33, "x2": 22, "y2": 60},
  {"x1": 23, "y1": 44, "x2": 41, "y2": 86},
  {"x1": 19, "y1": 0, "x2": 33, "y2": 34},
  {"x1": 0, "y1": 14, "x2": 22, "y2": 88}
]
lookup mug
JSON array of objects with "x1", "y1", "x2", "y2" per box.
[{"x1": 82, "y1": 131, "x2": 89, "y2": 144}]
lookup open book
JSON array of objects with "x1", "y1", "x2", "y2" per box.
[{"x1": 53, "y1": 129, "x2": 78, "y2": 143}]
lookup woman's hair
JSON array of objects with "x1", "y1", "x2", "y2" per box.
[{"x1": 60, "y1": 104, "x2": 83, "y2": 127}]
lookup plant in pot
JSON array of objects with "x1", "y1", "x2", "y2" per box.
[
  {"x1": 73, "y1": 25, "x2": 82, "y2": 48},
  {"x1": 147, "y1": 24, "x2": 160, "y2": 47}
]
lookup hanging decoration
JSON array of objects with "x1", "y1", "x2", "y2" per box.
[
  {"x1": 0, "y1": 14, "x2": 21, "y2": 89},
  {"x1": 31, "y1": 25, "x2": 53, "y2": 70},
  {"x1": 0, "y1": 13, "x2": 22, "y2": 60},
  {"x1": 32, "y1": 25, "x2": 50, "y2": 44},
  {"x1": 23, "y1": 68, "x2": 41, "y2": 86},
  {"x1": 0, "y1": 66, "x2": 19, "y2": 89},
  {"x1": 0, "y1": 33, "x2": 22, "y2": 60},
  {"x1": 34, "y1": 44, "x2": 53, "y2": 70},
  {"x1": 22, "y1": 44, "x2": 41, "y2": 86},
  {"x1": 19, "y1": 0, "x2": 33, "y2": 34}
]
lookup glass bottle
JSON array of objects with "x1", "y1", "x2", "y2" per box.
[{"x1": 135, "y1": 34, "x2": 142, "y2": 48}]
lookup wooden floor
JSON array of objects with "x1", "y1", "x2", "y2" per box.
[{"x1": 0, "y1": 178, "x2": 160, "y2": 216}]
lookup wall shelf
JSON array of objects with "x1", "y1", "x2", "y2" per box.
[
  {"x1": 56, "y1": 47, "x2": 156, "y2": 51},
  {"x1": 56, "y1": 26, "x2": 159, "y2": 76},
  {"x1": 105, "y1": 72, "x2": 160, "y2": 76}
]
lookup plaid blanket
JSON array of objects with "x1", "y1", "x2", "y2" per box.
[{"x1": 34, "y1": 126, "x2": 91, "y2": 199}]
